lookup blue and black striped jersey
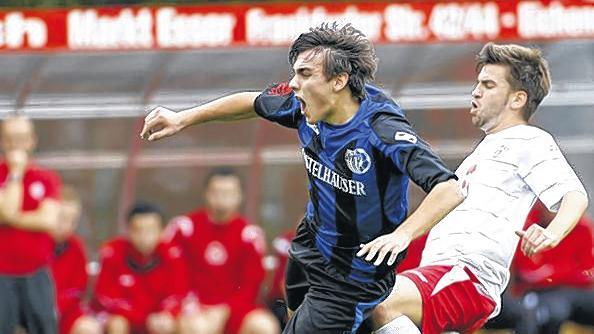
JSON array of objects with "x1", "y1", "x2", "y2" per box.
[{"x1": 254, "y1": 83, "x2": 456, "y2": 283}]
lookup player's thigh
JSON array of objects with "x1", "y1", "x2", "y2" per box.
[
  {"x1": 373, "y1": 274, "x2": 422, "y2": 326},
  {"x1": 285, "y1": 257, "x2": 309, "y2": 313},
  {"x1": 0, "y1": 275, "x2": 19, "y2": 334},
  {"x1": 71, "y1": 315, "x2": 102, "y2": 334},
  {"x1": 23, "y1": 269, "x2": 58, "y2": 334},
  {"x1": 178, "y1": 311, "x2": 223, "y2": 334},
  {"x1": 286, "y1": 284, "x2": 382, "y2": 334},
  {"x1": 239, "y1": 308, "x2": 280, "y2": 334},
  {"x1": 106, "y1": 315, "x2": 130, "y2": 334}
]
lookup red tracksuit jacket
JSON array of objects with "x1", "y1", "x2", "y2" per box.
[
  {"x1": 50, "y1": 235, "x2": 88, "y2": 318},
  {"x1": 93, "y1": 238, "x2": 189, "y2": 331},
  {"x1": 166, "y1": 209, "x2": 266, "y2": 310}
]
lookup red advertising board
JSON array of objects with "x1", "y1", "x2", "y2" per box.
[{"x1": 0, "y1": 1, "x2": 592, "y2": 51}]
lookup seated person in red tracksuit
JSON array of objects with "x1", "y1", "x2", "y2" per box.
[
  {"x1": 94, "y1": 201, "x2": 189, "y2": 334},
  {"x1": 511, "y1": 200, "x2": 594, "y2": 334},
  {"x1": 167, "y1": 167, "x2": 279, "y2": 334},
  {"x1": 50, "y1": 185, "x2": 101, "y2": 334},
  {"x1": 268, "y1": 229, "x2": 295, "y2": 305}
]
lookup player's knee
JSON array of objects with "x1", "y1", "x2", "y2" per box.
[
  {"x1": 239, "y1": 309, "x2": 281, "y2": 334},
  {"x1": 178, "y1": 314, "x2": 214, "y2": 334},
  {"x1": 106, "y1": 315, "x2": 130, "y2": 334},
  {"x1": 373, "y1": 300, "x2": 403, "y2": 327},
  {"x1": 372, "y1": 275, "x2": 423, "y2": 328},
  {"x1": 71, "y1": 316, "x2": 102, "y2": 334}
]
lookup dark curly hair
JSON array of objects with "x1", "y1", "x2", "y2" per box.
[{"x1": 288, "y1": 22, "x2": 378, "y2": 102}]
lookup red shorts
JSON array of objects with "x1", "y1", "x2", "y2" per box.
[{"x1": 400, "y1": 264, "x2": 496, "y2": 334}]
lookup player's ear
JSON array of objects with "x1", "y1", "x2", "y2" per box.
[
  {"x1": 510, "y1": 90, "x2": 528, "y2": 111},
  {"x1": 333, "y1": 72, "x2": 349, "y2": 92}
]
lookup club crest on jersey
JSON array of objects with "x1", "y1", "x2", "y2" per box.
[{"x1": 345, "y1": 148, "x2": 371, "y2": 175}]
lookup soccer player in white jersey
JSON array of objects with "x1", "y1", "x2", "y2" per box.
[{"x1": 356, "y1": 43, "x2": 589, "y2": 334}]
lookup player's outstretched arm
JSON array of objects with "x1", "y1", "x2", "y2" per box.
[
  {"x1": 517, "y1": 190, "x2": 589, "y2": 257},
  {"x1": 140, "y1": 92, "x2": 261, "y2": 141},
  {"x1": 357, "y1": 178, "x2": 463, "y2": 266}
]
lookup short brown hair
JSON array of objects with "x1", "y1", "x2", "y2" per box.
[{"x1": 476, "y1": 43, "x2": 551, "y2": 120}]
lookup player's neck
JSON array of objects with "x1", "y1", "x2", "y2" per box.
[
  {"x1": 325, "y1": 95, "x2": 360, "y2": 125},
  {"x1": 206, "y1": 209, "x2": 234, "y2": 224},
  {"x1": 485, "y1": 113, "x2": 527, "y2": 135}
]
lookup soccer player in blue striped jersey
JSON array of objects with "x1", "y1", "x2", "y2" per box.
[{"x1": 141, "y1": 23, "x2": 464, "y2": 334}]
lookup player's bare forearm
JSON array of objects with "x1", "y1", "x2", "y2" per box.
[
  {"x1": 179, "y1": 92, "x2": 260, "y2": 125},
  {"x1": 0, "y1": 180, "x2": 24, "y2": 222},
  {"x1": 9, "y1": 200, "x2": 60, "y2": 233},
  {"x1": 545, "y1": 191, "x2": 589, "y2": 244},
  {"x1": 398, "y1": 179, "x2": 463, "y2": 240},
  {"x1": 357, "y1": 179, "x2": 463, "y2": 266},
  {"x1": 141, "y1": 92, "x2": 260, "y2": 141},
  {"x1": 518, "y1": 191, "x2": 588, "y2": 257}
]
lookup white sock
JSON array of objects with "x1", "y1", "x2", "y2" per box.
[{"x1": 373, "y1": 315, "x2": 421, "y2": 334}]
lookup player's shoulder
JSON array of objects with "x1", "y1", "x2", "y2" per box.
[
  {"x1": 157, "y1": 240, "x2": 184, "y2": 261},
  {"x1": 99, "y1": 237, "x2": 127, "y2": 260},
  {"x1": 499, "y1": 124, "x2": 553, "y2": 142},
  {"x1": 369, "y1": 111, "x2": 417, "y2": 145},
  {"x1": 364, "y1": 84, "x2": 402, "y2": 111},
  {"x1": 262, "y1": 82, "x2": 294, "y2": 97},
  {"x1": 240, "y1": 223, "x2": 267, "y2": 254},
  {"x1": 163, "y1": 214, "x2": 196, "y2": 240}
]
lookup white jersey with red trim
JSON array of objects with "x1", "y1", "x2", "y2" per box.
[{"x1": 420, "y1": 124, "x2": 587, "y2": 316}]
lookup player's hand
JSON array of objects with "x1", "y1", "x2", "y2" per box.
[
  {"x1": 140, "y1": 106, "x2": 184, "y2": 141},
  {"x1": 516, "y1": 224, "x2": 560, "y2": 257},
  {"x1": 357, "y1": 230, "x2": 413, "y2": 266},
  {"x1": 146, "y1": 312, "x2": 175, "y2": 333}
]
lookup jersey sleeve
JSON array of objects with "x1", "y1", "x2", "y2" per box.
[
  {"x1": 370, "y1": 112, "x2": 457, "y2": 193},
  {"x1": 162, "y1": 216, "x2": 194, "y2": 248},
  {"x1": 253, "y1": 82, "x2": 302, "y2": 129},
  {"x1": 518, "y1": 133, "x2": 588, "y2": 211}
]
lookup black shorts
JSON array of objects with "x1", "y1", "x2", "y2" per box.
[
  {"x1": 0, "y1": 267, "x2": 57, "y2": 334},
  {"x1": 284, "y1": 220, "x2": 395, "y2": 334}
]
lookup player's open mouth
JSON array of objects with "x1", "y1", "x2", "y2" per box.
[
  {"x1": 470, "y1": 100, "x2": 479, "y2": 113},
  {"x1": 296, "y1": 96, "x2": 307, "y2": 115}
]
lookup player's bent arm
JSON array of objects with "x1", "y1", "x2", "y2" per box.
[
  {"x1": 546, "y1": 191, "x2": 588, "y2": 242},
  {"x1": 0, "y1": 177, "x2": 24, "y2": 223},
  {"x1": 141, "y1": 92, "x2": 260, "y2": 141},
  {"x1": 8, "y1": 199, "x2": 60, "y2": 233},
  {"x1": 178, "y1": 92, "x2": 260, "y2": 125},
  {"x1": 398, "y1": 178, "x2": 463, "y2": 240},
  {"x1": 358, "y1": 179, "x2": 463, "y2": 265},
  {"x1": 519, "y1": 191, "x2": 588, "y2": 257}
]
